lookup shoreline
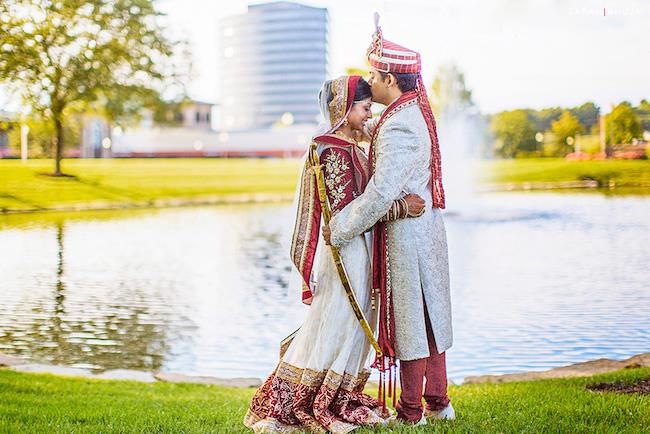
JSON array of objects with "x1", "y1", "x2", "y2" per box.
[
  {"x1": 2, "y1": 351, "x2": 648, "y2": 388},
  {"x1": 484, "y1": 180, "x2": 650, "y2": 192},
  {"x1": 2, "y1": 183, "x2": 649, "y2": 215},
  {"x1": 464, "y1": 353, "x2": 650, "y2": 384},
  {"x1": 0, "y1": 193, "x2": 296, "y2": 215}
]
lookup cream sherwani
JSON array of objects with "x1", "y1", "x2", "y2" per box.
[{"x1": 329, "y1": 100, "x2": 453, "y2": 360}]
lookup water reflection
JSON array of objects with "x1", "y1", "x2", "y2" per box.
[
  {"x1": 0, "y1": 194, "x2": 648, "y2": 383},
  {"x1": 0, "y1": 212, "x2": 176, "y2": 372}
]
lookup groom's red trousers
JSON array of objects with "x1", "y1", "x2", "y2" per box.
[{"x1": 396, "y1": 306, "x2": 450, "y2": 422}]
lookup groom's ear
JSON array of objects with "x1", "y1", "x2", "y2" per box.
[{"x1": 384, "y1": 73, "x2": 397, "y2": 88}]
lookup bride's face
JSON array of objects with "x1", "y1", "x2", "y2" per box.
[{"x1": 346, "y1": 98, "x2": 372, "y2": 132}]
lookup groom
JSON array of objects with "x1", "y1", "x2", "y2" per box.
[{"x1": 322, "y1": 19, "x2": 454, "y2": 425}]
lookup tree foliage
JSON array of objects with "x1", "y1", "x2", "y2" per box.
[
  {"x1": 570, "y1": 102, "x2": 599, "y2": 133},
  {"x1": 8, "y1": 112, "x2": 82, "y2": 157},
  {"x1": 532, "y1": 107, "x2": 562, "y2": 132},
  {"x1": 490, "y1": 109, "x2": 536, "y2": 158},
  {"x1": 0, "y1": 0, "x2": 185, "y2": 174},
  {"x1": 551, "y1": 110, "x2": 584, "y2": 153},
  {"x1": 635, "y1": 99, "x2": 650, "y2": 132},
  {"x1": 605, "y1": 102, "x2": 641, "y2": 145}
]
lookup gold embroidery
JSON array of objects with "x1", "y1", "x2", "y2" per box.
[
  {"x1": 340, "y1": 372, "x2": 359, "y2": 392},
  {"x1": 277, "y1": 361, "x2": 304, "y2": 384},
  {"x1": 246, "y1": 361, "x2": 379, "y2": 433},
  {"x1": 301, "y1": 368, "x2": 327, "y2": 388},
  {"x1": 323, "y1": 150, "x2": 351, "y2": 211},
  {"x1": 385, "y1": 225, "x2": 392, "y2": 340},
  {"x1": 333, "y1": 130, "x2": 357, "y2": 144},
  {"x1": 300, "y1": 164, "x2": 316, "y2": 290},
  {"x1": 290, "y1": 156, "x2": 317, "y2": 294},
  {"x1": 322, "y1": 370, "x2": 344, "y2": 390},
  {"x1": 272, "y1": 361, "x2": 370, "y2": 392},
  {"x1": 328, "y1": 78, "x2": 348, "y2": 128},
  {"x1": 356, "y1": 370, "x2": 371, "y2": 392}
]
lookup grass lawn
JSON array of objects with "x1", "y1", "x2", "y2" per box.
[
  {"x1": 1, "y1": 158, "x2": 649, "y2": 213},
  {"x1": 0, "y1": 367, "x2": 648, "y2": 433},
  {"x1": 0, "y1": 158, "x2": 302, "y2": 212},
  {"x1": 481, "y1": 158, "x2": 650, "y2": 188}
]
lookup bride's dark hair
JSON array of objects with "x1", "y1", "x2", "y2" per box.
[
  {"x1": 324, "y1": 77, "x2": 372, "y2": 105},
  {"x1": 354, "y1": 78, "x2": 372, "y2": 101}
]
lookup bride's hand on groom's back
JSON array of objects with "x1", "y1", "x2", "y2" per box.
[
  {"x1": 322, "y1": 194, "x2": 424, "y2": 246},
  {"x1": 322, "y1": 225, "x2": 332, "y2": 245}
]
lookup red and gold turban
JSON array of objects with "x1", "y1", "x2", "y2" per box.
[{"x1": 366, "y1": 14, "x2": 421, "y2": 74}]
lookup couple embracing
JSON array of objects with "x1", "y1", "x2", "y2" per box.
[{"x1": 244, "y1": 18, "x2": 454, "y2": 433}]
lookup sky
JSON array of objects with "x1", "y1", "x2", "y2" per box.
[
  {"x1": 1, "y1": 0, "x2": 648, "y2": 115},
  {"x1": 155, "y1": 0, "x2": 649, "y2": 114}
]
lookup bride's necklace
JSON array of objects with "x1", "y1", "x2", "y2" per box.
[{"x1": 334, "y1": 130, "x2": 358, "y2": 144}]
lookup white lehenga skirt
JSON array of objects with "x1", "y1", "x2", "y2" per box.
[{"x1": 244, "y1": 233, "x2": 386, "y2": 433}]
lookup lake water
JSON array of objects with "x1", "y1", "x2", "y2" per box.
[{"x1": 0, "y1": 191, "x2": 648, "y2": 384}]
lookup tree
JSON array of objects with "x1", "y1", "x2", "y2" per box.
[
  {"x1": 605, "y1": 102, "x2": 641, "y2": 145},
  {"x1": 532, "y1": 107, "x2": 562, "y2": 132},
  {"x1": 551, "y1": 110, "x2": 584, "y2": 154},
  {"x1": 570, "y1": 102, "x2": 600, "y2": 133},
  {"x1": 8, "y1": 112, "x2": 82, "y2": 157},
  {"x1": 635, "y1": 99, "x2": 650, "y2": 132},
  {"x1": 429, "y1": 64, "x2": 475, "y2": 117},
  {"x1": 490, "y1": 110, "x2": 537, "y2": 158},
  {"x1": 0, "y1": 0, "x2": 184, "y2": 175}
]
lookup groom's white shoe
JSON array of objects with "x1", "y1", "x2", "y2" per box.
[
  {"x1": 383, "y1": 414, "x2": 427, "y2": 427},
  {"x1": 425, "y1": 403, "x2": 456, "y2": 420},
  {"x1": 415, "y1": 415, "x2": 428, "y2": 426}
]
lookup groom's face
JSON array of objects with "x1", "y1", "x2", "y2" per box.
[{"x1": 368, "y1": 68, "x2": 391, "y2": 105}]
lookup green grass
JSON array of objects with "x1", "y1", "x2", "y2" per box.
[
  {"x1": 0, "y1": 367, "x2": 648, "y2": 433},
  {"x1": 482, "y1": 158, "x2": 650, "y2": 188},
  {"x1": 0, "y1": 158, "x2": 302, "y2": 212},
  {"x1": 1, "y1": 158, "x2": 649, "y2": 213}
]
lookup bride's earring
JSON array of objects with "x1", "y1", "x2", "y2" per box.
[{"x1": 343, "y1": 119, "x2": 349, "y2": 127}]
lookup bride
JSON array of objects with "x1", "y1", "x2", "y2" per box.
[{"x1": 244, "y1": 75, "x2": 425, "y2": 434}]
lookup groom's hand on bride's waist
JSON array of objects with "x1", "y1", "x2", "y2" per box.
[
  {"x1": 404, "y1": 194, "x2": 426, "y2": 217},
  {"x1": 322, "y1": 225, "x2": 332, "y2": 245}
]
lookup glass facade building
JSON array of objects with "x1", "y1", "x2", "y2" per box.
[{"x1": 219, "y1": 2, "x2": 328, "y2": 130}]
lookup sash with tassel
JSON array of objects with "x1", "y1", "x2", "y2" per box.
[{"x1": 368, "y1": 90, "x2": 421, "y2": 410}]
